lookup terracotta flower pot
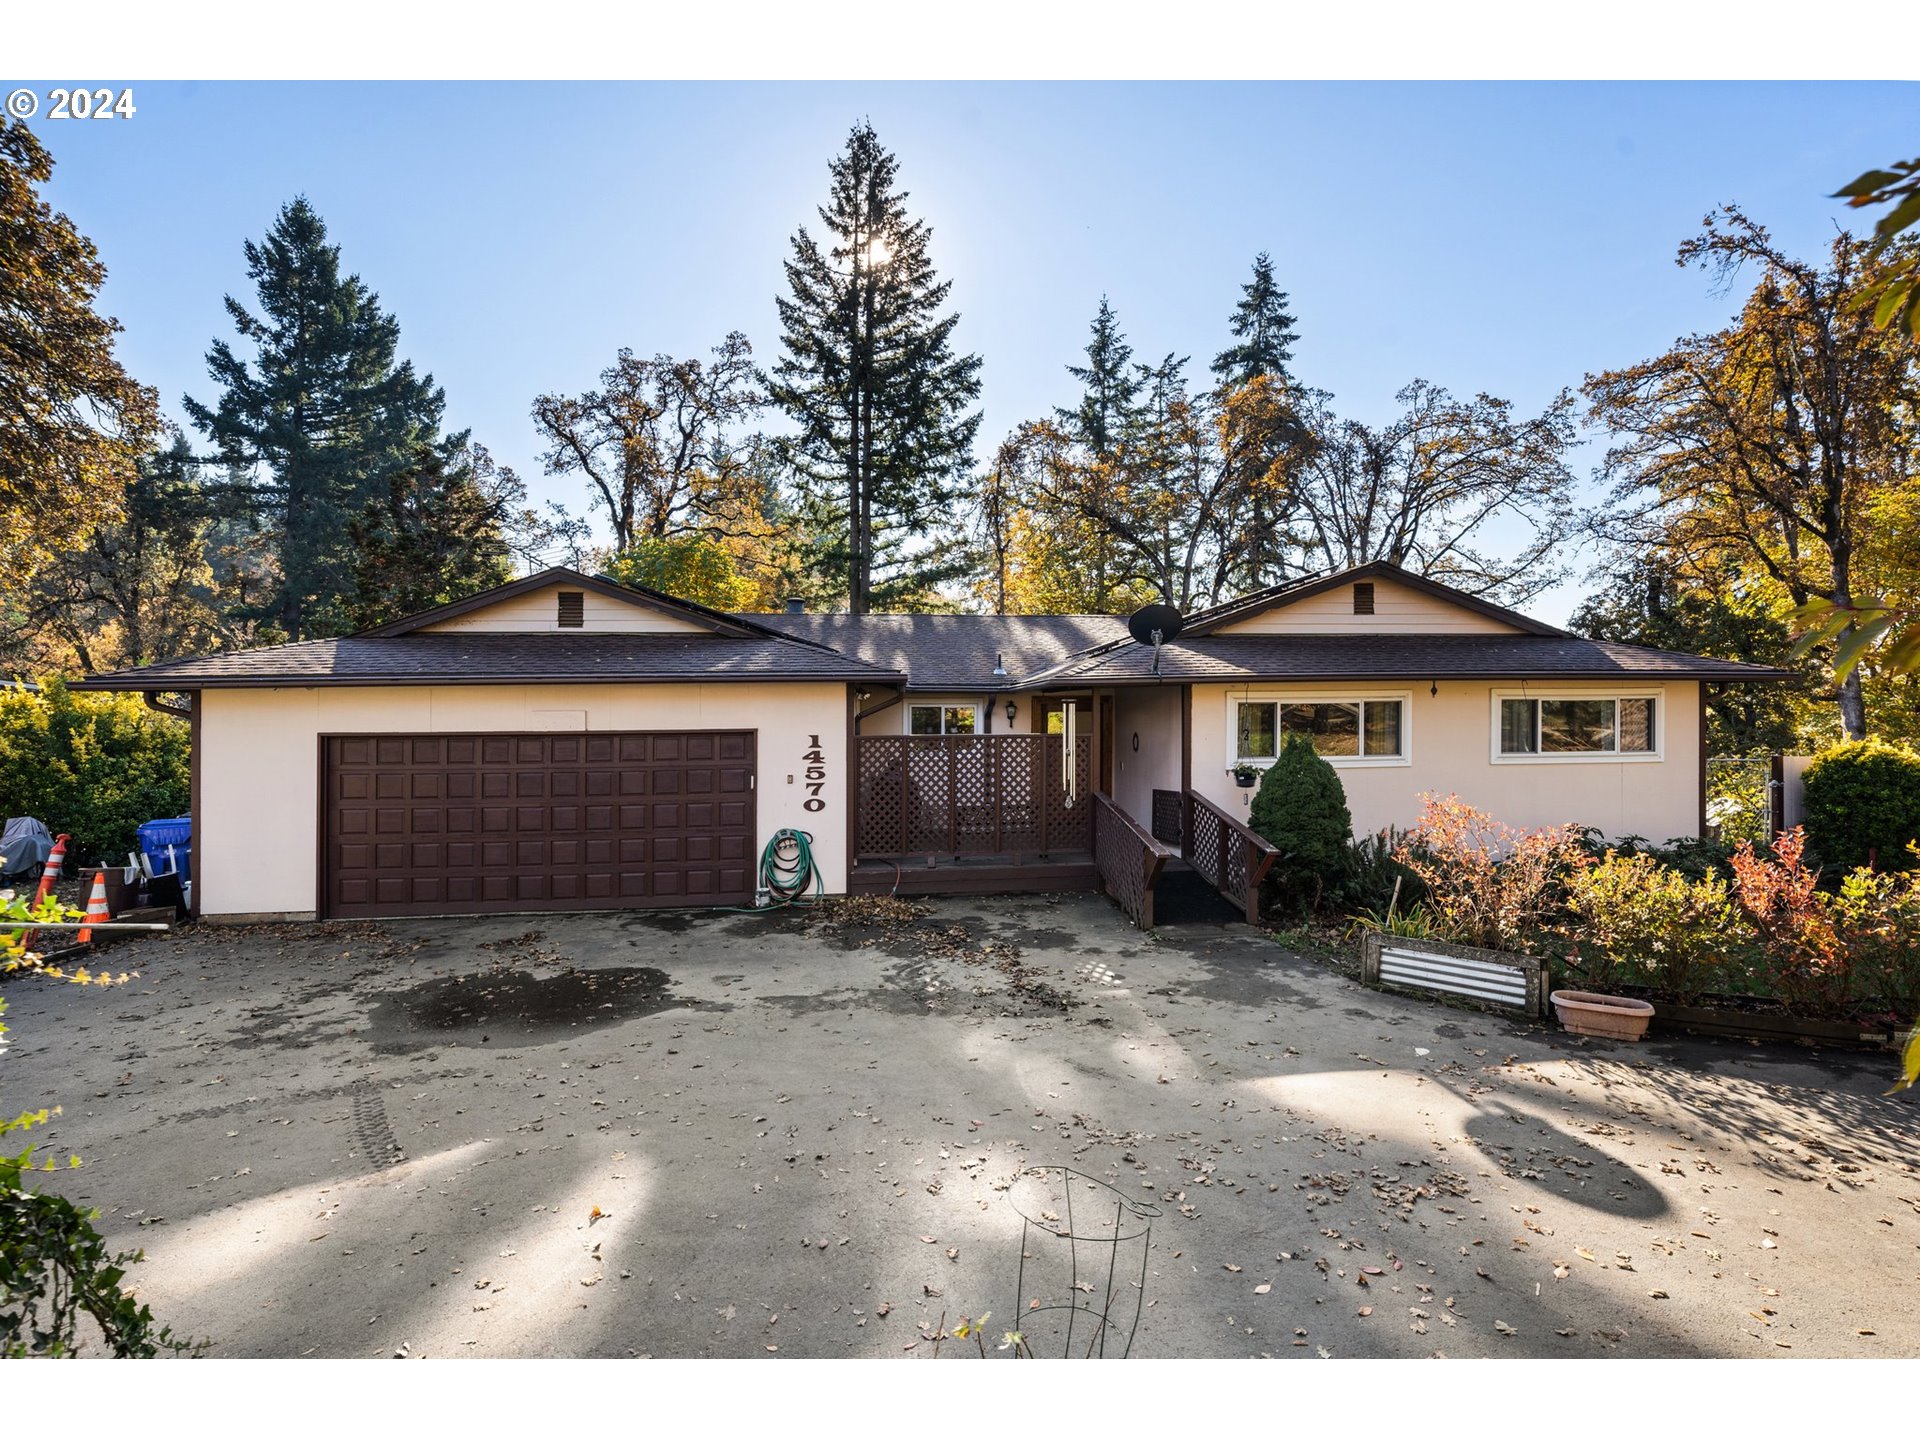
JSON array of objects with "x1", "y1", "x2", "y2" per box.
[{"x1": 1550, "y1": 989, "x2": 1654, "y2": 1042}]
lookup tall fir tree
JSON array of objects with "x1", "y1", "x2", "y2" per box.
[
  {"x1": 15, "y1": 431, "x2": 223, "y2": 674},
  {"x1": 344, "y1": 442, "x2": 520, "y2": 629},
  {"x1": 766, "y1": 122, "x2": 983, "y2": 613},
  {"x1": 184, "y1": 197, "x2": 455, "y2": 640},
  {"x1": 1056, "y1": 296, "x2": 1140, "y2": 459},
  {"x1": 1211, "y1": 252, "x2": 1300, "y2": 386}
]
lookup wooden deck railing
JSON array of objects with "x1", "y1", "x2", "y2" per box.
[
  {"x1": 1092, "y1": 793, "x2": 1175, "y2": 930},
  {"x1": 1152, "y1": 787, "x2": 1280, "y2": 925},
  {"x1": 852, "y1": 734, "x2": 1092, "y2": 860}
]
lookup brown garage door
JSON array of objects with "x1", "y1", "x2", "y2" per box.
[{"x1": 324, "y1": 731, "x2": 756, "y2": 918}]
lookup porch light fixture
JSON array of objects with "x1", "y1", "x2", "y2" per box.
[{"x1": 1006, "y1": 699, "x2": 1018, "y2": 725}]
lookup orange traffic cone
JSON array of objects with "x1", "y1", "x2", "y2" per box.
[
  {"x1": 30, "y1": 833, "x2": 69, "y2": 908},
  {"x1": 75, "y1": 869, "x2": 111, "y2": 945},
  {"x1": 19, "y1": 833, "x2": 69, "y2": 953}
]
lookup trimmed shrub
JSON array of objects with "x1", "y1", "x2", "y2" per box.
[
  {"x1": 1830, "y1": 867, "x2": 1920, "y2": 1022},
  {"x1": 1802, "y1": 738, "x2": 1920, "y2": 873},
  {"x1": 1559, "y1": 850, "x2": 1747, "y2": 1004},
  {"x1": 1249, "y1": 734, "x2": 1352, "y2": 915},
  {"x1": 0, "y1": 679, "x2": 188, "y2": 865}
]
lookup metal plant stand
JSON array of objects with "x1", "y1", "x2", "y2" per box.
[{"x1": 1002, "y1": 1166, "x2": 1157, "y2": 1358}]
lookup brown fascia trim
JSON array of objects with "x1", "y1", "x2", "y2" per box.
[
  {"x1": 73, "y1": 669, "x2": 907, "y2": 691},
  {"x1": 352, "y1": 566, "x2": 783, "y2": 642},
  {"x1": 1031, "y1": 665, "x2": 1800, "y2": 688},
  {"x1": 1182, "y1": 562, "x2": 1568, "y2": 638}
]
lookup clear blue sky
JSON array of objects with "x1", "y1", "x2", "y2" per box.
[{"x1": 18, "y1": 80, "x2": 1915, "y2": 618}]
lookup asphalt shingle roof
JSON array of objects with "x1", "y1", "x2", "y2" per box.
[
  {"x1": 71, "y1": 632, "x2": 903, "y2": 689},
  {"x1": 1031, "y1": 632, "x2": 1796, "y2": 685},
  {"x1": 748, "y1": 612, "x2": 1131, "y2": 691}
]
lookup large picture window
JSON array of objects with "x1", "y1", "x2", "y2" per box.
[
  {"x1": 1496, "y1": 695, "x2": 1657, "y2": 759},
  {"x1": 909, "y1": 703, "x2": 978, "y2": 736},
  {"x1": 1233, "y1": 697, "x2": 1406, "y2": 765}
]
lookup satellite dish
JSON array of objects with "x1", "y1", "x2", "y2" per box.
[
  {"x1": 1128, "y1": 603, "x2": 1184, "y2": 677},
  {"x1": 1128, "y1": 603, "x2": 1184, "y2": 647}
]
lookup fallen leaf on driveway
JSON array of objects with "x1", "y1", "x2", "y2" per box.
[
  {"x1": 1253, "y1": 1283, "x2": 1271, "y2": 1295},
  {"x1": 1356, "y1": 1306, "x2": 1372, "y2": 1317},
  {"x1": 1223, "y1": 1263, "x2": 1242, "y2": 1273},
  {"x1": 1494, "y1": 1320, "x2": 1517, "y2": 1336},
  {"x1": 580, "y1": 1276, "x2": 600, "y2": 1287}
]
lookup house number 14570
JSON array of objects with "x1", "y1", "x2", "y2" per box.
[{"x1": 802, "y1": 734, "x2": 827, "y2": 812}]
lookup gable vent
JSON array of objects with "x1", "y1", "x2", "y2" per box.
[
  {"x1": 1352, "y1": 581, "x2": 1375, "y2": 615},
  {"x1": 557, "y1": 591, "x2": 585, "y2": 628}
]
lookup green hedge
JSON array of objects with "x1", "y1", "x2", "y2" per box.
[
  {"x1": 0, "y1": 679, "x2": 188, "y2": 866},
  {"x1": 1802, "y1": 738, "x2": 1920, "y2": 873}
]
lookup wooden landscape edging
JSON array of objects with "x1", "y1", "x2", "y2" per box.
[{"x1": 1648, "y1": 1001, "x2": 1897, "y2": 1050}]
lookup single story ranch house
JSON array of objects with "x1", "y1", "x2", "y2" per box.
[{"x1": 75, "y1": 560, "x2": 1790, "y2": 927}]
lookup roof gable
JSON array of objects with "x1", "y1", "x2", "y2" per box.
[
  {"x1": 360, "y1": 568, "x2": 768, "y2": 639},
  {"x1": 1187, "y1": 562, "x2": 1564, "y2": 638}
]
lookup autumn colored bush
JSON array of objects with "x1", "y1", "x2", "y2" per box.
[
  {"x1": 1393, "y1": 794, "x2": 1588, "y2": 952},
  {"x1": 1558, "y1": 851, "x2": 1748, "y2": 1004},
  {"x1": 1727, "y1": 828, "x2": 1854, "y2": 1018}
]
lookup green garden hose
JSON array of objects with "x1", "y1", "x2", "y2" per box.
[{"x1": 759, "y1": 828, "x2": 823, "y2": 907}]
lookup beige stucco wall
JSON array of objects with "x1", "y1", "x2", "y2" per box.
[
  {"x1": 1111, "y1": 686, "x2": 1182, "y2": 825},
  {"x1": 198, "y1": 682, "x2": 851, "y2": 918},
  {"x1": 1216, "y1": 575, "x2": 1522, "y2": 635},
  {"x1": 421, "y1": 583, "x2": 706, "y2": 633},
  {"x1": 1188, "y1": 680, "x2": 1702, "y2": 843}
]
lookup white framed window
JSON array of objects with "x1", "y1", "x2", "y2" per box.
[
  {"x1": 909, "y1": 703, "x2": 978, "y2": 736},
  {"x1": 1491, "y1": 691, "x2": 1661, "y2": 763},
  {"x1": 1230, "y1": 694, "x2": 1410, "y2": 768}
]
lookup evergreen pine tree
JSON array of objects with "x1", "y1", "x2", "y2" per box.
[
  {"x1": 1212, "y1": 252, "x2": 1300, "y2": 386},
  {"x1": 344, "y1": 443, "x2": 518, "y2": 628},
  {"x1": 766, "y1": 122, "x2": 983, "y2": 613},
  {"x1": 184, "y1": 197, "x2": 456, "y2": 639},
  {"x1": 1249, "y1": 733, "x2": 1352, "y2": 915},
  {"x1": 1056, "y1": 296, "x2": 1140, "y2": 459}
]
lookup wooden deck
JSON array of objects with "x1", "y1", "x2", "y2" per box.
[{"x1": 849, "y1": 853, "x2": 1099, "y2": 897}]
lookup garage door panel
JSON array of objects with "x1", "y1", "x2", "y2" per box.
[{"x1": 326, "y1": 729, "x2": 756, "y2": 918}]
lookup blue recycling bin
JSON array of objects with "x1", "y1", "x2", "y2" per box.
[{"x1": 137, "y1": 815, "x2": 192, "y2": 884}]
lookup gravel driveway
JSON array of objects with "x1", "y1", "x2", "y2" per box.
[{"x1": 5, "y1": 893, "x2": 1917, "y2": 1358}]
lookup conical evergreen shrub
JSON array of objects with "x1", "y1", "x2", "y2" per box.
[{"x1": 1249, "y1": 733, "x2": 1353, "y2": 916}]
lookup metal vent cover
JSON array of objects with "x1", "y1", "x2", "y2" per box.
[{"x1": 1360, "y1": 932, "x2": 1545, "y2": 1016}]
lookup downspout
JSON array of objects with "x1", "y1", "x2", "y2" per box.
[{"x1": 853, "y1": 687, "x2": 903, "y2": 736}]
